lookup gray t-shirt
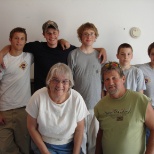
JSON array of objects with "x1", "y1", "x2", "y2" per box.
[
  {"x1": 68, "y1": 48, "x2": 103, "y2": 109},
  {"x1": 138, "y1": 63, "x2": 154, "y2": 106},
  {"x1": 123, "y1": 66, "x2": 146, "y2": 92}
]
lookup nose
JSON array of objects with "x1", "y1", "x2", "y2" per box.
[{"x1": 108, "y1": 79, "x2": 114, "y2": 85}]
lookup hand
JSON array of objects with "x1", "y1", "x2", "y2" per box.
[
  {"x1": 0, "y1": 114, "x2": 6, "y2": 125},
  {"x1": 0, "y1": 52, "x2": 5, "y2": 69},
  {"x1": 59, "y1": 39, "x2": 70, "y2": 50},
  {"x1": 98, "y1": 48, "x2": 107, "y2": 64}
]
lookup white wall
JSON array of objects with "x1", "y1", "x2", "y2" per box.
[{"x1": 0, "y1": 0, "x2": 154, "y2": 78}]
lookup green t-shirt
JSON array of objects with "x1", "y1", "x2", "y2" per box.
[{"x1": 94, "y1": 90, "x2": 150, "y2": 154}]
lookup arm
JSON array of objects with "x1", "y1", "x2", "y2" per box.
[
  {"x1": 0, "y1": 112, "x2": 6, "y2": 125},
  {"x1": 27, "y1": 114, "x2": 50, "y2": 154},
  {"x1": 73, "y1": 119, "x2": 84, "y2": 154},
  {"x1": 95, "y1": 128, "x2": 103, "y2": 154},
  {"x1": 94, "y1": 48, "x2": 107, "y2": 64},
  {"x1": 0, "y1": 45, "x2": 11, "y2": 68},
  {"x1": 145, "y1": 103, "x2": 154, "y2": 154},
  {"x1": 59, "y1": 39, "x2": 70, "y2": 50}
]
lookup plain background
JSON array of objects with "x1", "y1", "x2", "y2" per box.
[{"x1": 0, "y1": 0, "x2": 154, "y2": 78}]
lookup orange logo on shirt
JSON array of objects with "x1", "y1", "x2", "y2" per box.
[{"x1": 19, "y1": 61, "x2": 27, "y2": 70}]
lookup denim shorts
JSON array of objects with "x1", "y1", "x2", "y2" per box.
[{"x1": 31, "y1": 140, "x2": 83, "y2": 154}]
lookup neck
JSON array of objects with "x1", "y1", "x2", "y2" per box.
[
  {"x1": 120, "y1": 64, "x2": 131, "y2": 70},
  {"x1": 9, "y1": 49, "x2": 22, "y2": 56},
  {"x1": 149, "y1": 62, "x2": 154, "y2": 68},
  {"x1": 47, "y1": 42, "x2": 58, "y2": 48},
  {"x1": 80, "y1": 45, "x2": 94, "y2": 54},
  {"x1": 110, "y1": 88, "x2": 126, "y2": 99},
  {"x1": 48, "y1": 90, "x2": 69, "y2": 104}
]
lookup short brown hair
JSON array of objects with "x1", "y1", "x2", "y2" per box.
[
  {"x1": 148, "y1": 42, "x2": 154, "y2": 56},
  {"x1": 102, "y1": 61, "x2": 124, "y2": 81},
  {"x1": 117, "y1": 43, "x2": 133, "y2": 54},
  {"x1": 77, "y1": 22, "x2": 99, "y2": 42},
  {"x1": 9, "y1": 27, "x2": 27, "y2": 41}
]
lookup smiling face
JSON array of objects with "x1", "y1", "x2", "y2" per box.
[
  {"x1": 48, "y1": 74, "x2": 71, "y2": 103},
  {"x1": 9, "y1": 32, "x2": 26, "y2": 52},
  {"x1": 117, "y1": 47, "x2": 133, "y2": 67},
  {"x1": 43, "y1": 28, "x2": 59, "y2": 48},
  {"x1": 104, "y1": 70, "x2": 126, "y2": 98},
  {"x1": 81, "y1": 29, "x2": 96, "y2": 47}
]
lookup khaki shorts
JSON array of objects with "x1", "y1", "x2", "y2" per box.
[{"x1": 0, "y1": 107, "x2": 30, "y2": 154}]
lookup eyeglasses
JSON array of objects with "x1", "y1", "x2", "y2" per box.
[
  {"x1": 102, "y1": 62, "x2": 122, "y2": 71},
  {"x1": 51, "y1": 78, "x2": 70, "y2": 85},
  {"x1": 82, "y1": 32, "x2": 95, "y2": 37}
]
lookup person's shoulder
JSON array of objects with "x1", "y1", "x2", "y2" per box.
[
  {"x1": 95, "y1": 95, "x2": 109, "y2": 108},
  {"x1": 138, "y1": 63, "x2": 149, "y2": 69},
  {"x1": 130, "y1": 65, "x2": 143, "y2": 73},
  {"x1": 69, "y1": 45, "x2": 76, "y2": 50},
  {"x1": 69, "y1": 47, "x2": 80, "y2": 55},
  {"x1": 127, "y1": 89, "x2": 150, "y2": 100},
  {"x1": 32, "y1": 87, "x2": 48, "y2": 98},
  {"x1": 71, "y1": 89, "x2": 82, "y2": 98}
]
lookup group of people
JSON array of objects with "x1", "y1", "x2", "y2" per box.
[{"x1": 0, "y1": 19, "x2": 154, "y2": 154}]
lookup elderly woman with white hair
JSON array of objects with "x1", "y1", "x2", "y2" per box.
[{"x1": 26, "y1": 63, "x2": 89, "y2": 154}]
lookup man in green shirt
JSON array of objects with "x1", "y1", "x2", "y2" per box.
[{"x1": 94, "y1": 61, "x2": 154, "y2": 154}]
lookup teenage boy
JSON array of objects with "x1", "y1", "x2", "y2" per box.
[
  {"x1": 94, "y1": 61, "x2": 154, "y2": 154},
  {"x1": 0, "y1": 20, "x2": 107, "y2": 92},
  {"x1": 116, "y1": 43, "x2": 146, "y2": 93},
  {"x1": 68, "y1": 22, "x2": 104, "y2": 154},
  {"x1": 138, "y1": 42, "x2": 154, "y2": 143},
  {"x1": 0, "y1": 27, "x2": 33, "y2": 154}
]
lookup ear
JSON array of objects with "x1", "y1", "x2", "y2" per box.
[
  {"x1": 116, "y1": 53, "x2": 119, "y2": 59},
  {"x1": 122, "y1": 75, "x2": 126, "y2": 83}
]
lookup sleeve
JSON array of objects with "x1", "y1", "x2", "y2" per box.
[
  {"x1": 67, "y1": 50, "x2": 75, "y2": 76},
  {"x1": 25, "y1": 92, "x2": 40, "y2": 118},
  {"x1": 76, "y1": 93, "x2": 89, "y2": 122},
  {"x1": 136, "y1": 67, "x2": 146, "y2": 91}
]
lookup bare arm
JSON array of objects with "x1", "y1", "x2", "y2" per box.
[
  {"x1": 0, "y1": 45, "x2": 11, "y2": 68},
  {"x1": 0, "y1": 112, "x2": 6, "y2": 125},
  {"x1": 95, "y1": 128, "x2": 103, "y2": 154},
  {"x1": 145, "y1": 103, "x2": 154, "y2": 154},
  {"x1": 73, "y1": 119, "x2": 84, "y2": 154},
  {"x1": 27, "y1": 114, "x2": 50, "y2": 154},
  {"x1": 94, "y1": 48, "x2": 107, "y2": 64}
]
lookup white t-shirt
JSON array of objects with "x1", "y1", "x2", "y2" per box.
[
  {"x1": 0, "y1": 52, "x2": 33, "y2": 111},
  {"x1": 26, "y1": 87, "x2": 89, "y2": 145}
]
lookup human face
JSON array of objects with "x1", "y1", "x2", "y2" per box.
[
  {"x1": 81, "y1": 29, "x2": 96, "y2": 46},
  {"x1": 117, "y1": 48, "x2": 133, "y2": 66},
  {"x1": 43, "y1": 28, "x2": 59, "y2": 48},
  {"x1": 48, "y1": 75, "x2": 70, "y2": 102},
  {"x1": 104, "y1": 70, "x2": 125, "y2": 98},
  {"x1": 149, "y1": 48, "x2": 154, "y2": 66},
  {"x1": 9, "y1": 32, "x2": 26, "y2": 52}
]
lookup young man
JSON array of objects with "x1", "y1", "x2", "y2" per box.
[
  {"x1": 116, "y1": 43, "x2": 146, "y2": 93},
  {"x1": 0, "y1": 20, "x2": 107, "y2": 92},
  {"x1": 138, "y1": 42, "x2": 154, "y2": 143},
  {"x1": 94, "y1": 61, "x2": 154, "y2": 154},
  {"x1": 68, "y1": 22, "x2": 104, "y2": 154},
  {"x1": 0, "y1": 27, "x2": 33, "y2": 154}
]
